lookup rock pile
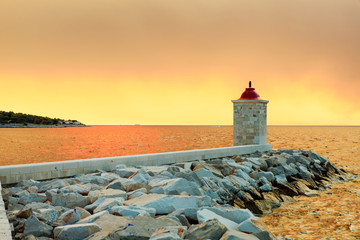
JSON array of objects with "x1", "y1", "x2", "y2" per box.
[{"x1": 2, "y1": 149, "x2": 351, "y2": 240}]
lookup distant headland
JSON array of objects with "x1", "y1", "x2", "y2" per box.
[{"x1": 0, "y1": 111, "x2": 86, "y2": 128}]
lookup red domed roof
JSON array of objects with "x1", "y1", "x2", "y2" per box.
[{"x1": 238, "y1": 81, "x2": 261, "y2": 100}]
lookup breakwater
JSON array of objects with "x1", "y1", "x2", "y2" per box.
[{"x1": 0, "y1": 147, "x2": 351, "y2": 240}]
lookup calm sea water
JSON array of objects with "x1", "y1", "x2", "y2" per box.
[{"x1": 0, "y1": 125, "x2": 359, "y2": 166}]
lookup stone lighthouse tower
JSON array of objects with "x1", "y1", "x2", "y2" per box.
[{"x1": 232, "y1": 81, "x2": 269, "y2": 146}]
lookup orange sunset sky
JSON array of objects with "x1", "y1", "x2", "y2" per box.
[{"x1": 1, "y1": 0, "x2": 359, "y2": 125}]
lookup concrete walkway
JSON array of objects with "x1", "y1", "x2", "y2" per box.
[
  {"x1": 0, "y1": 182, "x2": 12, "y2": 240},
  {"x1": 0, "y1": 144, "x2": 272, "y2": 184}
]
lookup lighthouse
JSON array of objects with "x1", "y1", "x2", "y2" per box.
[{"x1": 232, "y1": 81, "x2": 269, "y2": 146}]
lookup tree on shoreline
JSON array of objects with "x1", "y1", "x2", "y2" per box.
[{"x1": 0, "y1": 111, "x2": 81, "y2": 125}]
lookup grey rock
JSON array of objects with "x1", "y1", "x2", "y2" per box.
[
  {"x1": 174, "y1": 170, "x2": 202, "y2": 187},
  {"x1": 88, "y1": 189, "x2": 127, "y2": 203},
  {"x1": 24, "y1": 236, "x2": 53, "y2": 240},
  {"x1": 220, "y1": 230, "x2": 260, "y2": 240},
  {"x1": 108, "y1": 215, "x2": 180, "y2": 239},
  {"x1": 40, "y1": 179, "x2": 70, "y2": 192},
  {"x1": 150, "y1": 226, "x2": 188, "y2": 240},
  {"x1": 169, "y1": 208, "x2": 199, "y2": 222},
  {"x1": 16, "y1": 208, "x2": 33, "y2": 219},
  {"x1": 193, "y1": 163, "x2": 224, "y2": 178},
  {"x1": 194, "y1": 168, "x2": 218, "y2": 179},
  {"x1": 308, "y1": 150, "x2": 329, "y2": 164},
  {"x1": 238, "y1": 217, "x2": 272, "y2": 234},
  {"x1": 252, "y1": 231, "x2": 278, "y2": 240},
  {"x1": 128, "y1": 189, "x2": 148, "y2": 200},
  {"x1": 54, "y1": 223, "x2": 101, "y2": 240},
  {"x1": 245, "y1": 200, "x2": 272, "y2": 214},
  {"x1": 281, "y1": 164, "x2": 299, "y2": 177},
  {"x1": 236, "y1": 191, "x2": 254, "y2": 203},
  {"x1": 100, "y1": 172, "x2": 121, "y2": 182},
  {"x1": 14, "y1": 189, "x2": 30, "y2": 198},
  {"x1": 19, "y1": 193, "x2": 47, "y2": 204},
  {"x1": 110, "y1": 205, "x2": 156, "y2": 217},
  {"x1": 78, "y1": 210, "x2": 110, "y2": 224},
  {"x1": 50, "y1": 192, "x2": 90, "y2": 208},
  {"x1": 268, "y1": 166, "x2": 285, "y2": 176},
  {"x1": 258, "y1": 172, "x2": 275, "y2": 183},
  {"x1": 197, "y1": 207, "x2": 253, "y2": 230},
  {"x1": 234, "y1": 169, "x2": 251, "y2": 181},
  {"x1": 275, "y1": 174, "x2": 288, "y2": 185},
  {"x1": 58, "y1": 209, "x2": 82, "y2": 224},
  {"x1": 59, "y1": 184, "x2": 92, "y2": 194},
  {"x1": 105, "y1": 180, "x2": 125, "y2": 190},
  {"x1": 149, "y1": 187, "x2": 165, "y2": 194},
  {"x1": 74, "y1": 207, "x2": 91, "y2": 219},
  {"x1": 167, "y1": 166, "x2": 182, "y2": 174},
  {"x1": 93, "y1": 197, "x2": 125, "y2": 213},
  {"x1": 197, "y1": 208, "x2": 238, "y2": 230},
  {"x1": 226, "y1": 175, "x2": 251, "y2": 192},
  {"x1": 149, "y1": 178, "x2": 202, "y2": 196},
  {"x1": 220, "y1": 178, "x2": 237, "y2": 193},
  {"x1": 75, "y1": 174, "x2": 110, "y2": 185},
  {"x1": 28, "y1": 186, "x2": 39, "y2": 194},
  {"x1": 123, "y1": 194, "x2": 211, "y2": 214},
  {"x1": 85, "y1": 197, "x2": 107, "y2": 213},
  {"x1": 249, "y1": 171, "x2": 259, "y2": 180},
  {"x1": 7, "y1": 187, "x2": 25, "y2": 196},
  {"x1": 35, "y1": 208, "x2": 60, "y2": 224},
  {"x1": 23, "y1": 202, "x2": 54, "y2": 211},
  {"x1": 260, "y1": 184, "x2": 272, "y2": 192},
  {"x1": 262, "y1": 192, "x2": 281, "y2": 209},
  {"x1": 238, "y1": 165, "x2": 252, "y2": 174},
  {"x1": 184, "y1": 218, "x2": 227, "y2": 240},
  {"x1": 23, "y1": 216, "x2": 53, "y2": 238},
  {"x1": 128, "y1": 169, "x2": 151, "y2": 184},
  {"x1": 258, "y1": 176, "x2": 269, "y2": 186},
  {"x1": 17, "y1": 179, "x2": 41, "y2": 188}
]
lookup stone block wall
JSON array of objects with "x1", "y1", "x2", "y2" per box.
[{"x1": 232, "y1": 100, "x2": 268, "y2": 146}]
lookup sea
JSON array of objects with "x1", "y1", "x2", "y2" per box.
[{"x1": 0, "y1": 125, "x2": 359, "y2": 167}]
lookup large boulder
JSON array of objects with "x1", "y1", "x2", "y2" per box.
[
  {"x1": 199, "y1": 207, "x2": 254, "y2": 225},
  {"x1": 54, "y1": 223, "x2": 101, "y2": 240},
  {"x1": 59, "y1": 184, "x2": 92, "y2": 195},
  {"x1": 220, "y1": 230, "x2": 260, "y2": 240},
  {"x1": 110, "y1": 205, "x2": 156, "y2": 217},
  {"x1": 88, "y1": 189, "x2": 127, "y2": 203},
  {"x1": 78, "y1": 210, "x2": 110, "y2": 224},
  {"x1": 19, "y1": 193, "x2": 47, "y2": 204},
  {"x1": 107, "y1": 215, "x2": 180, "y2": 239},
  {"x1": 23, "y1": 216, "x2": 53, "y2": 238},
  {"x1": 58, "y1": 209, "x2": 82, "y2": 224},
  {"x1": 34, "y1": 207, "x2": 60, "y2": 225},
  {"x1": 93, "y1": 197, "x2": 125, "y2": 213},
  {"x1": 197, "y1": 208, "x2": 238, "y2": 230},
  {"x1": 149, "y1": 178, "x2": 202, "y2": 196},
  {"x1": 47, "y1": 192, "x2": 90, "y2": 208},
  {"x1": 123, "y1": 194, "x2": 211, "y2": 214},
  {"x1": 184, "y1": 218, "x2": 227, "y2": 240},
  {"x1": 150, "y1": 226, "x2": 188, "y2": 240},
  {"x1": 39, "y1": 179, "x2": 70, "y2": 192},
  {"x1": 237, "y1": 217, "x2": 273, "y2": 235}
]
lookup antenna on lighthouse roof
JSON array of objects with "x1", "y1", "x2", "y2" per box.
[{"x1": 249, "y1": 81, "x2": 252, "y2": 88}]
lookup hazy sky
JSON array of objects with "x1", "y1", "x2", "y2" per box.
[{"x1": 1, "y1": 0, "x2": 359, "y2": 125}]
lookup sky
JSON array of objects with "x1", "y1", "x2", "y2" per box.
[{"x1": 1, "y1": 0, "x2": 359, "y2": 125}]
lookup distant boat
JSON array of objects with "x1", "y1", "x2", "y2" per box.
[{"x1": 135, "y1": 124, "x2": 141, "y2": 126}]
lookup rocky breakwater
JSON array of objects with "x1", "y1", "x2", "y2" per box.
[{"x1": 1, "y1": 149, "x2": 352, "y2": 240}]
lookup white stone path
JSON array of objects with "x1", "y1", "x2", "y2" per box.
[{"x1": 0, "y1": 182, "x2": 12, "y2": 239}]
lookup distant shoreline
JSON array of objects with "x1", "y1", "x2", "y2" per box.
[{"x1": 0, "y1": 123, "x2": 88, "y2": 128}]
